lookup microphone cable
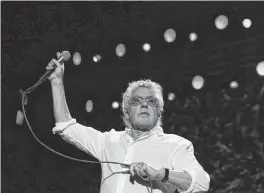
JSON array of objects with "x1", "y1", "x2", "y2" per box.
[{"x1": 21, "y1": 81, "x2": 153, "y2": 193}]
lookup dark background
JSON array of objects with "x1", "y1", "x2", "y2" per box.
[{"x1": 2, "y1": 1, "x2": 264, "y2": 193}]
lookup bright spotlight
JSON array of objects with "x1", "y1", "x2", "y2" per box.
[
  {"x1": 256, "y1": 61, "x2": 264, "y2": 76},
  {"x1": 16, "y1": 110, "x2": 24, "y2": 126},
  {"x1": 189, "y1": 32, "x2": 197, "y2": 42},
  {"x1": 93, "y1": 54, "x2": 102, "y2": 62},
  {"x1": 112, "y1": 101, "x2": 119, "y2": 109},
  {"x1": 164, "y1": 28, "x2": 176, "y2": 43},
  {"x1": 168, "y1": 93, "x2": 175, "y2": 101},
  {"x1": 215, "y1": 15, "x2": 228, "y2": 30},
  {"x1": 143, "y1": 43, "x2": 151, "y2": 52},
  {"x1": 73, "y1": 52, "x2": 81, "y2": 65},
  {"x1": 116, "y1": 43, "x2": 126, "y2": 57},
  {"x1": 230, "y1": 81, "x2": 239, "y2": 89},
  {"x1": 85, "y1": 100, "x2": 93, "y2": 112},
  {"x1": 242, "y1": 19, "x2": 252, "y2": 28},
  {"x1": 192, "y1": 75, "x2": 204, "y2": 90}
]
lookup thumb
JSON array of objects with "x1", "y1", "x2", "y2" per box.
[{"x1": 56, "y1": 52, "x2": 61, "y2": 59}]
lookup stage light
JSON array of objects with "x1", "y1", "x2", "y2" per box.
[
  {"x1": 164, "y1": 28, "x2": 176, "y2": 43},
  {"x1": 143, "y1": 43, "x2": 151, "y2": 52},
  {"x1": 192, "y1": 75, "x2": 204, "y2": 90},
  {"x1": 230, "y1": 81, "x2": 239, "y2": 88},
  {"x1": 242, "y1": 18, "x2": 252, "y2": 28},
  {"x1": 116, "y1": 43, "x2": 126, "y2": 57},
  {"x1": 93, "y1": 54, "x2": 102, "y2": 62},
  {"x1": 73, "y1": 52, "x2": 81, "y2": 65},
  {"x1": 16, "y1": 110, "x2": 24, "y2": 125},
  {"x1": 189, "y1": 32, "x2": 197, "y2": 42},
  {"x1": 85, "y1": 100, "x2": 93, "y2": 112},
  {"x1": 112, "y1": 101, "x2": 119, "y2": 109},
  {"x1": 256, "y1": 61, "x2": 264, "y2": 76},
  {"x1": 168, "y1": 93, "x2": 175, "y2": 101},
  {"x1": 215, "y1": 15, "x2": 228, "y2": 30}
]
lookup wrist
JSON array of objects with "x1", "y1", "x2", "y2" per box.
[
  {"x1": 50, "y1": 78, "x2": 63, "y2": 85},
  {"x1": 158, "y1": 168, "x2": 166, "y2": 181}
]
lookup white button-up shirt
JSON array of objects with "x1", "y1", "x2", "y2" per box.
[{"x1": 53, "y1": 119, "x2": 210, "y2": 193}]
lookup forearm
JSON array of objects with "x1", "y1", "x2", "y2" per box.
[{"x1": 51, "y1": 80, "x2": 72, "y2": 122}]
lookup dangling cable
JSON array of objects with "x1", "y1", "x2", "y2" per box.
[{"x1": 21, "y1": 82, "x2": 153, "y2": 193}]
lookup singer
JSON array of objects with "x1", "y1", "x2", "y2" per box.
[{"x1": 47, "y1": 52, "x2": 210, "y2": 193}]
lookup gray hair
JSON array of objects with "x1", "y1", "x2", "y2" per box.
[{"x1": 121, "y1": 79, "x2": 164, "y2": 129}]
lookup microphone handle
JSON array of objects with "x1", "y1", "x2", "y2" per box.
[
  {"x1": 38, "y1": 68, "x2": 56, "y2": 82},
  {"x1": 38, "y1": 57, "x2": 64, "y2": 82}
]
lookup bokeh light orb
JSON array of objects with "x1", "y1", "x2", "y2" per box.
[
  {"x1": 85, "y1": 100, "x2": 93, "y2": 112},
  {"x1": 242, "y1": 18, "x2": 252, "y2": 28},
  {"x1": 256, "y1": 61, "x2": 264, "y2": 76},
  {"x1": 189, "y1": 32, "x2": 198, "y2": 42},
  {"x1": 168, "y1": 93, "x2": 175, "y2": 101},
  {"x1": 230, "y1": 81, "x2": 239, "y2": 89},
  {"x1": 116, "y1": 43, "x2": 126, "y2": 57},
  {"x1": 143, "y1": 43, "x2": 151, "y2": 52},
  {"x1": 215, "y1": 15, "x2": 228, "y2": 30},
  {"x1": 16, "y1": 110, "x2": 24, "y2": 125},
  {"x1": 93, "y1": 54, "x2": 102, "y2": 62},
  {"x1": 192, "y1": 75, "x2": 204, "y2": 90},
  {"x1": 112, "y1": 101, "x2": 119, "y2": 109},
  {"x1": 73, "y1": 52, "x2": 81, "y2": 65},
  {"x1": 164, "y1": 28, "x2": 176, "y2": 43}
]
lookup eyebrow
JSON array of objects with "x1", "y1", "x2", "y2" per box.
[{"x1": 132, "y1": 96, "x2": 155, "y2": 99}]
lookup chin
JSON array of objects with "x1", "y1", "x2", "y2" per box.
[{"x1": 135, "y1": 122, "x2": 154, "y2": 131}]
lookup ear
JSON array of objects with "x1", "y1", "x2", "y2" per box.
[{"x1": 125, "y1": 112, "x2": 130, "y2": 119}]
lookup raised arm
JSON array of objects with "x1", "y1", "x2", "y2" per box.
[
  {"x1": 46, "y1": 52, "x2": 72, "y2": 123},
  {"x1": 46, "y1": 53, "x2": 105, "y2": 161}
]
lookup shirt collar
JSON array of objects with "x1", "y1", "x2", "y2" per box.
[{"x1": 124, "y1": 126, "x2": 164, "y2": 142}]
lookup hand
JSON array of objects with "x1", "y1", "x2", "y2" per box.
[
  {"x1": 129, "y1": 162, "x2": 165, "y2": 181},
  {"x1": 46, "y1": 52, "x2": 65, "y2": 84}
]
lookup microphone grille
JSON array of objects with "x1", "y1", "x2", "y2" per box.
[{"x1": 61, "y1": 51, "x2": 71, "y2": 61}]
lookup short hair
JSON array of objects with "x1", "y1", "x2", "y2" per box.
[{"x1": 121, "y1": 79, "x2": 164, "y2": 129}]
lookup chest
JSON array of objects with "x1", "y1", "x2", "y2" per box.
[{"x1": 103, "y1": 136, "x2": 172, "y2": 169}]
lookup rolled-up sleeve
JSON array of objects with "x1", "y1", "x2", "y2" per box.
[
  {"x1": 171, "y1": 142, "x2": 210, "y2": 193},
  {"x1": 52, "y1": 119, "x2": 105, "y2": 161}
]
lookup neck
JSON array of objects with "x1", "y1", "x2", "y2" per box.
[{"x1": 128, "y1": 127, "x2": 152, "y2": 141}]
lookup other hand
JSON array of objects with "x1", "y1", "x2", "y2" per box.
[{"x1": 129, "y1": 162, "x2": 164, "y2": 181}]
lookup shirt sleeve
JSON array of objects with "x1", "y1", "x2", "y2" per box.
[
  {"x1": 52, "y1": 118, "x2": 106, "y2": 161},
  {"x1": 171, "y1": 141, "x2": 210, "y2": 193}
]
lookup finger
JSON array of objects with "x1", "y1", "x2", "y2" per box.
[
  {"x1": 135, "y1": 165, "x2": 142, "y2": 176},
  {"x1": 52, "y1": 58, "x2": 61, "y2": 68},
  {"x1": 56, "y1": 52, "x2": 61, "y2": 59},
  {"x1": 139, "y1": 165, "x2": 148, "y2": 177},
  {"x1": 130, "y1": 165, "x2": 135, "y2": 177},
  {"x1": 46, "y1": 62, "x2": 53, "y2": 70},
  {"x1": 142, "y1": 164, "x2": 148, "y2": 173}
]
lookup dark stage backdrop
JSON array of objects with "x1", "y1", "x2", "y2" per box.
[{"x1": 2, "y1": 2, "x2": 264, "y2": 193}]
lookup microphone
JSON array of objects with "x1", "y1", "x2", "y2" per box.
[{"x1": 38, "y1": 51, "x2": 71, "y2": 82}]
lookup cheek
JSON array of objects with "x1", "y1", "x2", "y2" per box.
[{"x1": 128, "y1": 107, "x2": 139, "y2": 119}]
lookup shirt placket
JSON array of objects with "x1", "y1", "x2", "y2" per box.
[
  {"x1": 115, "y1": 137, "x2": 135, "y2": 193},
  {"x1": 115, "y1": 134, "x2": 154, "y2": 193}
]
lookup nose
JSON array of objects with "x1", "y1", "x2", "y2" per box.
[{"x1": 141, "y1": 101, "x2": 148, "y2": 108}]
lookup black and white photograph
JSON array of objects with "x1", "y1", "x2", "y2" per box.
[{"x1": 2, "y1": 1, "x2": 264, "y2": 193}]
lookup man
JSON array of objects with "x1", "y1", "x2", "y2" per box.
[{"x1": 47, "y1": 53, "x2": 210, "y2": 193}]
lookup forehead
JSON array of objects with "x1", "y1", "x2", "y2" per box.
[{"x1": 131, "y1": 87, "x2": 155, "y2": 97}]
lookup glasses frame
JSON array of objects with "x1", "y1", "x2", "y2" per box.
[{"x1": 129, "y1": 96, "x2": 159, "y2": 107}]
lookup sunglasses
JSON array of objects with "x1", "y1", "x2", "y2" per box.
[{"x1": 129, "y1": 96, "x2": 158, "y2": 107}]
